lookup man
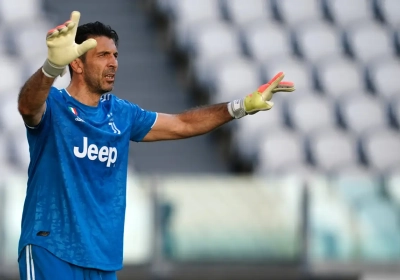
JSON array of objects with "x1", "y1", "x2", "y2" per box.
[{"x1": 17, "y1": 11, "x2": 294, "y2": 280}]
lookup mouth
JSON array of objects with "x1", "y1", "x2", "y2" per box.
[{"x1": 104, "y1": 74, "x2": 115, "y2": 82}]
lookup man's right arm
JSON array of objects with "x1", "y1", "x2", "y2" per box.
[
  {"x1": 17, "y1": 11, "x2": 97, "y2": 128},
  {"x1": 18, "y1": 69, "x2": 55, "y2": 127}
]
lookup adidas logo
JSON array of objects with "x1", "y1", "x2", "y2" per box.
[{"x1": 75, "y1": 117, "x2": 85, "y2": 123}]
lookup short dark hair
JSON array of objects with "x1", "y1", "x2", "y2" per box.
[{"x1": 68, "y1": 21, "x2": 119, "y2": 78}]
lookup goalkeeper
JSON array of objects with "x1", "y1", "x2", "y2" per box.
[{"x1": 17, "y1": 11, "x2": 294, "y2": 280}]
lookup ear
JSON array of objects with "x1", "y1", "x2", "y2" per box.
[{"x1": 70, "y1": 58, "x2": 83, "y2": 74}]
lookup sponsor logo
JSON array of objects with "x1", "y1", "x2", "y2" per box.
[{"x1": 73, "y1": 137, "x2": 117, "y2": 167}]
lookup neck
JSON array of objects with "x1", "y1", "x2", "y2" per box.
[{"x1": 66, "y1": 81, "x2": 102, "y2": 107}]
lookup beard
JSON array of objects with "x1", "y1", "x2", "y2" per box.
[{"x1": 83, "y1": 70, "x2": 114, "y2": 95}]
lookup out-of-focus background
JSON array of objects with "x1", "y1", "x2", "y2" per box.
[{"x1": 1, "y1": 0, "x2": 400, "y2": 279}]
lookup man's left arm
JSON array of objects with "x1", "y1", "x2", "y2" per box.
[
  {"x1": 142, "y1": 72, "x2": 295, "y2": 142},
  {"x1": 142, "y1": 103, "x2": 232, "y2": 141}
]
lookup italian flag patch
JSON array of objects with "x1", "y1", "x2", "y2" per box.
[{"x1": 69, "y1": 107, "x2": 78, "y2": 115}]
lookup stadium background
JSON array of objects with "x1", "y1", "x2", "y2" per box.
[{"x1": 0, "y1": 0, "x2": 400, "y2": 279}]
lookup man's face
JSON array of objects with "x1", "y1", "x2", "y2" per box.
[{"x1": 81, "y1": 36, "x2": 118, "y2": 95}]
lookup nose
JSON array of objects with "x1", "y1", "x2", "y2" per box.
[{"x1": 108, "y1": 55, "x2": 118, "y2": 69}]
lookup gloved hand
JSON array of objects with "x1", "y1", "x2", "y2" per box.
[
  {"x1": 227, "y1": 72, "x2": 295, "y2": 119},
  {"x1": 42, "y1": 11, "x2": 97, "y2": 78}
]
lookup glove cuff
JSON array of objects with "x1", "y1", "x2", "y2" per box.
[
  {"x1": 227, "y1": 99, "x2": 247, "y2": 119},
  {"x1": 42, "y1": 59, "x2": 67, "y2": 78}
]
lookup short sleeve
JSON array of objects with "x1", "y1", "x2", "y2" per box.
[{"x1": 129, "y1": 103, "x2": 157, "y2": 142}]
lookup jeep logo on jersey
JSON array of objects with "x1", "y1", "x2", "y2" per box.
[{"x1": 73, "y1": 137, "x2": 117, "y2": 167}]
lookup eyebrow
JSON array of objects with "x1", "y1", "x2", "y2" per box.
[{"x1": 97, "y1": 51, "x2": 118, "y2": 56}]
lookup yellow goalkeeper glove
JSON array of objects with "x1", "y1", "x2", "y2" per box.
[
  {"x1": 227, "y1": 72, "x2": 295, "y2": 119},
  {"x1": 42, "y1": 11, "x2": 97, "y2": 78}
]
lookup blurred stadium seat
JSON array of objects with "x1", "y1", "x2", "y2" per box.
[
  {"x1": 0, "y1": 55, "x2": 23, "y2": 93},
  {"x1": 255, "y1": 127, "x2": 305, "y2": 173},
  {"x1": 11, "y1": 21, "x2": 50, "y2": 60},
  {"x1": 188, "y1": 21, "x2": 242, "y2": 87},
  {"x1": 389, "y1": 95, "x2": 400, "y2": 128},
  {"x1": 375, "y1": 0, "x2": 400, "y2": 28},
  {"x1": 188, "y1": 21, "x2": 240, "y2": 59},
  {"x1": 274, "y1": 0, "x2": 323, "y2": 26},
  {"x1": 220, "y1": 0, "x2": 273, "y2": 27},
  {"x1": 336, "y1": 93, "x2": 388, "y2": 134},
  {"x1": 209, "y1": 56, "x2": 261, "y2": 103},
  {"x1": 0, "y1": 26, "x2": 9, "y2": 54},
  {"x1": 0, "y1": 0, "x2": 44, "y2": 24},
  {"x1": 293, "y1": 20, "x2": 343, "y2": 63},
  {"x1": 0, "y1": 133, "x2": 8, "y2": 169},
  {"x1": 315, "y1": 56, "x2": 365, "y2": 96},
  {"x1": 285, "y1": 92, "x2": 336, "y2": 134},
  {"x1": 168, "y1": 0, "x2": 222, "y2": 50},
  {"x1": 366, "y1": 57, "x2": 400, "y2": 99},
  {"x1": 322, "y1": 0, "x2": 375, "y2": 27},
  {"x1": 361, "y1": 128, "x2": 400, "y2": 172},
  {"x1": 242, "y1": 20, "x2": 292, "y2": 62},
  {"x1": 344, "y1": 20, "x2": 395, "y2": 65},
  {"x1": 231, "y1": 104, "x2": 284, "y2": 164},
  {"x1": 307, "y1": 127, "x2": 359, "y2": 173}
]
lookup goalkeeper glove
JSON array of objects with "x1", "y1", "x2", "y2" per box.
[
  {"x1": 227, "y1": 72, "x2": 295, "y2": 119},
  {"x1": 42, "y1": 11, "x2": 97, "y2": 78}
]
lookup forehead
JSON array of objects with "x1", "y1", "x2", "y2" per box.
[{"x1": 91, "y1": 36, "x2": 117, "y2": 52}]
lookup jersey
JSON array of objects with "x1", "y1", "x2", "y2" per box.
[{"x1": 18, "y1": 87, "x2": 157, "y2": 271}]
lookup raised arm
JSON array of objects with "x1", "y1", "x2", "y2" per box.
[
  {"x1": 18, "y1": 11, "x2": 96, "y2": 127},
  {"x1": 18, "y1": 70, "x2": 55, "y2": 127},
  {"x1": 143, "y1": 72, "x2": 295, "y2": 142}
]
